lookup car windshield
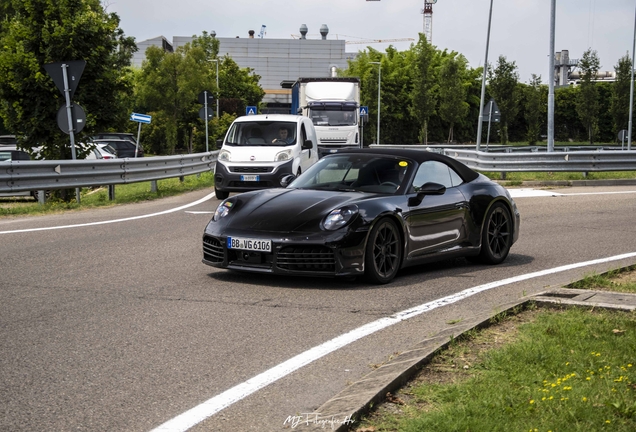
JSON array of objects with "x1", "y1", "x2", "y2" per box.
[
  {"x1": 289, "y1": 153, "x2": 414, "y2": 194},
  {"x1": 0, "y1": 151, "x2": 11, "y2": 162},
  {"x1": 309, "y1": 109, "x2": 356, "y2": 126},
  {"x1": 225, "y1": 121, "x2": 297, "y2": 146}
]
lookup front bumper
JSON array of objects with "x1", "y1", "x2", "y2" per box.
[
  {"x1": 214, "y1": 159, "x2": 294, "y2": 193},
  {"x1": 202, "y1": 228, "x2": 368, "y2": 278}
]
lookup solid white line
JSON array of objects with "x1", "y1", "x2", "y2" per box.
[
  {"x1": 0, "y1": 192, "x2": 217, "y2": 235},
  {"x1": 150, "y1": 251, "x2": 636, "y2": 432}
]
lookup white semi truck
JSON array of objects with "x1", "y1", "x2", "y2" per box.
[{"x1": 288, "y1": 77, "x2": 361, "y2": 157}]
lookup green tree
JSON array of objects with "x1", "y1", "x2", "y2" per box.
[
  {"x1": 410, "y1": 33, "x2": 438, "y2": 144},
  {"x1": 438, "y1": 53, "x2": 469, "y2": 143},
  {"x1": 488, "y1": 55, "x2": 520, "y2": 144},
  {"x1": 576, "y1": 48, "x2": 601, "y2": 144},
  {"x1": 610, "y1": 54, "x2": 632, "y2": 138},
  {"x1": 0, "y1": 0, "x2": 136, "y2": 160},
  {"x1": 524, "y1": 74, "x2": 543, "y2": 144}
]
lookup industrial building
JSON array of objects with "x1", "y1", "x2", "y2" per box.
[{"x1": 132, "y1": 25, "x2": 356, "y2": 111}]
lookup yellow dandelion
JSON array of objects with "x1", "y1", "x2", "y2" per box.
[
  {"x1": 529, "y1": 399, "x2": 535, "y2": 404},
  {"x1": 628, "y1": 364, "x2": 633, "y2": 368},
  {"x1": 606, "y1": 420, "x2": 611, "y2": 424},
  {"x1": 542, "y1": 397, "x2": 547, "y2": 401},
  {"x1": 582, "y1": 397, "x2": 588, "y2": 402},
  {"x1": 586, "y1": 377, "x2": 592, "y2": 381},
  {"x1": 549, "y1": 396, "x2": 554, "y2": 400}
]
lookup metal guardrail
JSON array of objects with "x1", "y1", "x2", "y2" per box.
[
  {"x1": 370, "y1": 145, "x2": 636, "y2": 172},
  {"x1": 0, "y1": 151, "x2": 219, "y2": 193}
]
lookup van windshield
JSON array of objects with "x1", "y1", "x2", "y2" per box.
[{"x1": 225, "y1": 121, "x2": 297, "y2": 146}]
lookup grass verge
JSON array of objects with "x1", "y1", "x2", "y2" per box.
[
  {"x1": 0, "y1": 172, "x2": 214, "y2": 217},
  {"x1": 354, "y1": 269, "x2": 636, "y2": 432}
]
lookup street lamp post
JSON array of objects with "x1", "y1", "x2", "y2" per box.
[
  {"x1": 369, "y1": 61, "x2": 381, "y2": 144},
  {"x1": 210, "y1": 59, "x2": 220, "y2": 119},
  {"x1": 476, "y1": 0, "x2": 494, "y2": 151}
]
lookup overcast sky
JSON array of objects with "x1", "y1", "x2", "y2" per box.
[{"x1": 106, "y1": 0, "x2": 635, "y2": 83}]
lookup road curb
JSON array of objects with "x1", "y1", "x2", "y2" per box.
[{"x1": 303, "y1": 289, "x2": 636, "y2": 431}]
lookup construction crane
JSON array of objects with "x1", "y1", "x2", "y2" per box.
[{"x1": 421, "y1": 0, "x2": 437, "y2": 43}]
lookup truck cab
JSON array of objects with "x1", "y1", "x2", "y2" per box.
[
  {"x1": 288, "y1": 78, "x2": 362, "y2": 157},
  {"x1": 214, "y1": 114, "x2": 319, "y2": 199}
]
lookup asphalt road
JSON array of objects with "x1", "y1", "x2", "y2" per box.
[{"x1": 1, "y1": 186, "x2": 636, "y2": 431}]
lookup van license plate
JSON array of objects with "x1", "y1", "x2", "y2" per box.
[
  {"x1": 227, "y1": 237, "x2": 272, "y2": 252},
  {"x1": 240, "y1": 175, "x2": 259, "y2": 182}
]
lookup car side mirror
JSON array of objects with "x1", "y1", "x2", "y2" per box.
[
  {"x1": 280, "y1": 174, "x2": 296, "y2": 188},
  {"x1": 302, "y1": 139, "x2": 313, "y2": 150},
  {"x1": 408, "y1": 182, "x2": 446, "y2": 206}
]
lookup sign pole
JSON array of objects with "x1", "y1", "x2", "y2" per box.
[
  {"x1": 135, "y1": 122, "x2": 142, "y2": 158},
  {"x1": 62, "y1": 64, "x2": 81, "y2": 203},
  {"x1": 486, "y1": 100, "x2": 494, "y2": 149},
  {"x1": 205, "y1": 91, "x2": 209, "y2": 152}
]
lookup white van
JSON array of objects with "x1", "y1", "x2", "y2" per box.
[{"x1": 214, "y1": 114, "x2": 319, "y2": 199}]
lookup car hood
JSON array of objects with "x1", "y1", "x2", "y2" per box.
[{"x1": 226, "y1": 188, "x2": 363, "y2": 232}]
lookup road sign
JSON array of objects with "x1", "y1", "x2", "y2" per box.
[
  {"x1": 482, "y1": 99, "x2": 500, "y2": 122},
  {"x1": 56, "y1": 104, "x2": 86, "y2": 134},
  {"x1": 198, "y1": 90, "x2": 215, "y2": 105},
  {"x1": 360, "y1": 106, "x2": 369, "y2": 116},
  {"x1": 199, "y1": 106, "x2": 214, "y2": 121},
  {"x1": 44, "y1": 60, "x2": 86, "y2": 100},
  {"x1": 130, "y1": 113, "x2": 152, "y2": 124},
  {"x1": 618, "y1": 129, "x2": 628, "y2": 141},
  {"x1": 246, "y1": 106, "x2": 257, "y2": 116}
]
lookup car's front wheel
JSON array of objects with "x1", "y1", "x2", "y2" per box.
[
  {"x1": 364, "y1": 217, "x2": 402, "y2": 284},
  {"x1": 476, "y1": 202, "x2": 512, "y2": 264},
  {"x1": 214, "y1": 187, "x2": 229, "y2": 200}
]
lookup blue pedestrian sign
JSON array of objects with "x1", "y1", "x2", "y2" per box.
[
  {"x1": 360, "y1": 106, "x2": 369, "y2": 116},
  {"x1": 130, "y1": 112, "x2": 152, "y2": 124},
  {"x1": 246, "y1": 106, "x2": 257, "y2": 116}
]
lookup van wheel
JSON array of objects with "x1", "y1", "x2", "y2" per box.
[{"x1": 214, "y1": 188, "x2": 229, "y2": 200}]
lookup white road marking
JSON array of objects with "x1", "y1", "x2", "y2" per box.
[
  {"x1": 508, "y1": 188, "x2": 563, "y2": 198},
  {"x1": 150, "y1": 251, "x2": 636, "y2": 432},
  {"x1": 0, "y1": 192, "x2": 217, "y2": 235},
  {"x1": 508, "y1": 188, "x2": 636, "y2": 198}
]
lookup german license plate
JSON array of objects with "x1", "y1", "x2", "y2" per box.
[
  {"x1": 240, "y1": 175, "x2": 259, "y2": 182},
  {"x1": 227, "y1": 237, "x2": 272, "y2": 252}
]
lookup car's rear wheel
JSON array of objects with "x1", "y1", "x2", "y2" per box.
[
  {"x1": 364, "y1": 218, "x2": 402, "y2": 284},
  {"x1": 214, "y1": 187, "x2": 229, "y2": 200},
  {"x1": 476, "y1": 202, "x2": 512, "y2": 264}
]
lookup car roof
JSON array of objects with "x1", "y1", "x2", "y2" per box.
[
  {"x1": 330, "y1": 148, "x2": 480, "y2": 183},
  {"x1": 232, "y1": 114, "x2": 305, "y2": 123}
]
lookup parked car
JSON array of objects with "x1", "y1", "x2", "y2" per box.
[
  {"x1": 213, "y1": 114, "x2": 320, "y2": 199},
  {"x1": 203, "y1": 148, "x2": 520, "y2": 284},
  {"x1": 92, "y1": 132, "x2": 137, "y2": 145},
  {"x1": 94, "y1": 143, "x2": 118, "y2": 159},
  {"x1": 0, "y1": 145, "x2": 35, "y2": 198},
  {"x1": 92, "y1": 139, "x2": 143, "y2": 158}
]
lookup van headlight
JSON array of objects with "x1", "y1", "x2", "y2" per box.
[
  {"x1": 323, "y1": 205, "x2": 358, "y2": 230},
  {"x1": 275, "y1": 150, "x2": 291, "y2": 161},
  {"x1": 218, "y1": 149, "x2": 231, "y2": 162}
]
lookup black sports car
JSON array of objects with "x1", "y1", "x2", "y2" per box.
[{"x1": 203, "y1": 148, "x2": 520, "y2": 284}]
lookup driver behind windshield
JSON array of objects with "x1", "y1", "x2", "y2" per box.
[{"x1": 272, "y1": 127, "x2": 294, "y2": 144}]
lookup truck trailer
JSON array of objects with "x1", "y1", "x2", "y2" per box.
[{"x1": 287, "y1": 77, "x2": 361, "y2": 157}]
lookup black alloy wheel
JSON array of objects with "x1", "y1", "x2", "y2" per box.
[
  {"x1": 364, "y1": 218, "x2": 402, "y2": 284},
  {"x1": 478, "y1": 202, "x2": 512, "y2": 264}
]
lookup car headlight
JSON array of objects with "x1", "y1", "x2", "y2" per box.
[
  {"x1": 213, "y1": 200, "x2": 235, "y2": 221},
  {"x1": 218, "y1": 149, "x2": 231, "y2": 162},
  {"x1": 323, "y1": 205, "x2": 358, "y2": 230},
  {"x1": 275, "y1": 149, "x2": 291, "y2": 161}
]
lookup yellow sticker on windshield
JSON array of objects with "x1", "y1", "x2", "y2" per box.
[{"x1": 399, "y1": 161, "x2": 408, "y2": 167}]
